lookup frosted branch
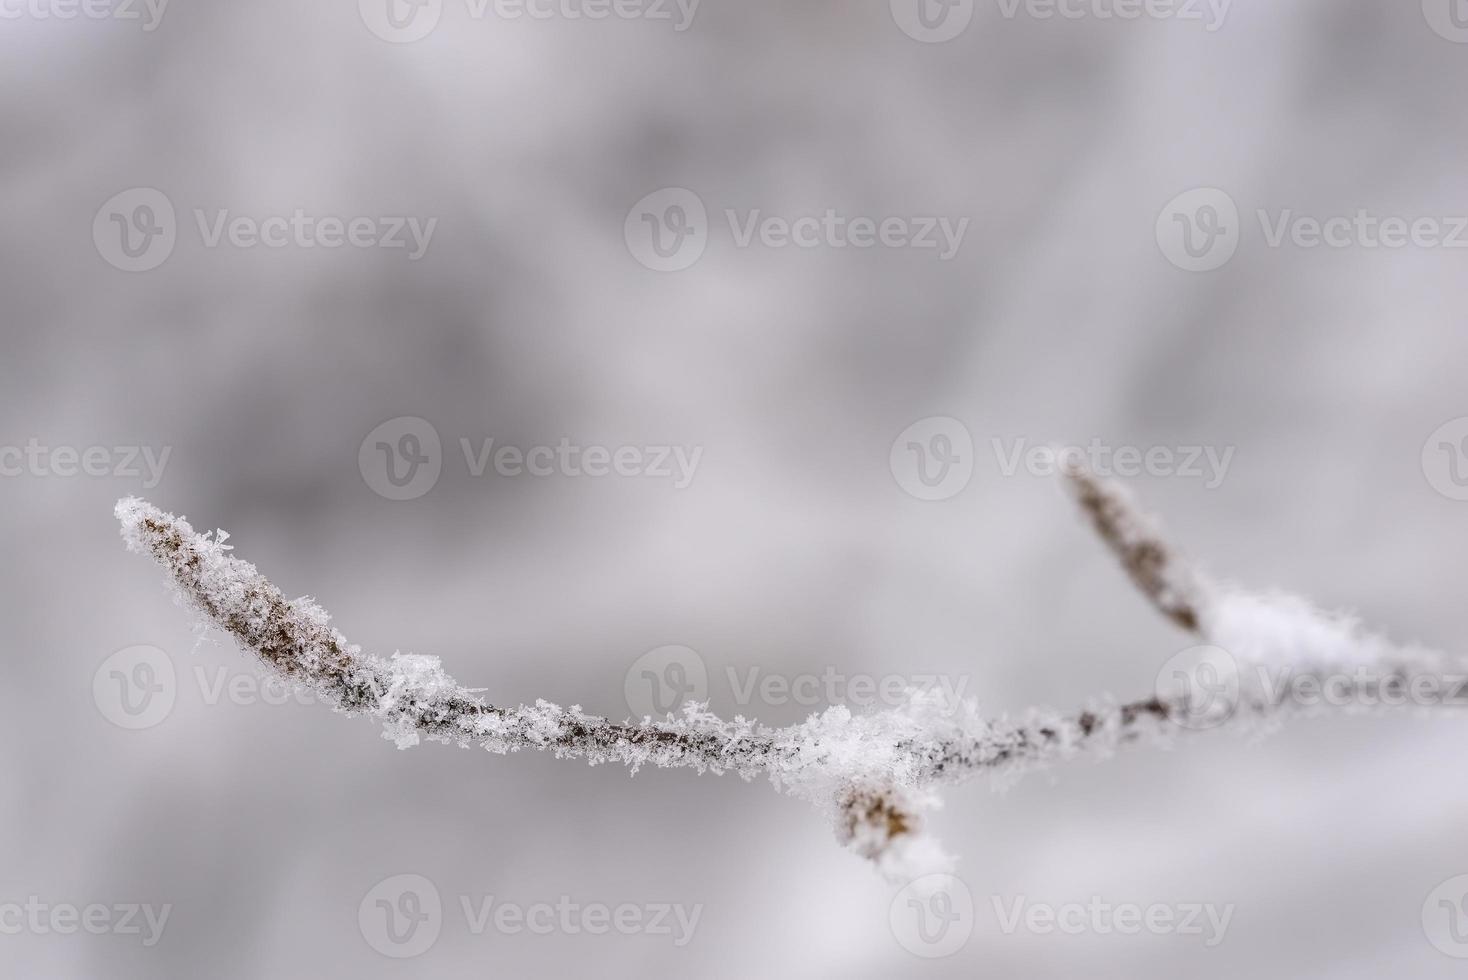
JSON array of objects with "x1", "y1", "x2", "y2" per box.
[{"x1": 115, "y1": 472, "x2": 1467, "y2": 880}]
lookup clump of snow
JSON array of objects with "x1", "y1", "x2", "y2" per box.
[{"x1": 1205, "y1": 589, "x2": 1440, "y2": 673}]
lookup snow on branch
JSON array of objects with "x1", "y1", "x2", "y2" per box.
[{"x1": 115, "y1": 468, "x2": 1466, "y2": 881}]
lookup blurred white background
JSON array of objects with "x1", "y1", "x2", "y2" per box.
[{"x1": 5, "y1": 0, "x2": 1468, "y2": 976}]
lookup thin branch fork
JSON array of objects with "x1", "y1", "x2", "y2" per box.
[{"x1": 114, "y1": 467, "x2": 1464, "y2": 878}]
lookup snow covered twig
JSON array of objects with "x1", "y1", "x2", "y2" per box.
[{"x1": 114, "y1": 467, "x2": 1466, "y2": 879}]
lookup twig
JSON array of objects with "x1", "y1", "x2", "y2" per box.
[
  {"x1": 114, "y1": 467, "x2": 1465, "y2": 880},
  {"x1": 1060, "y1": 456, "x2": 1205, "y2": 633}
]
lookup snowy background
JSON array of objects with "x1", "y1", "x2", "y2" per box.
[{"x1": 5, "y1": 1, "x2": 1468, "y2": 976}]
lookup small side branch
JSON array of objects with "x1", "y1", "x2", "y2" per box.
[{"x1": 1061, "y1": 457, "x2": 1205, "y2": 633}]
